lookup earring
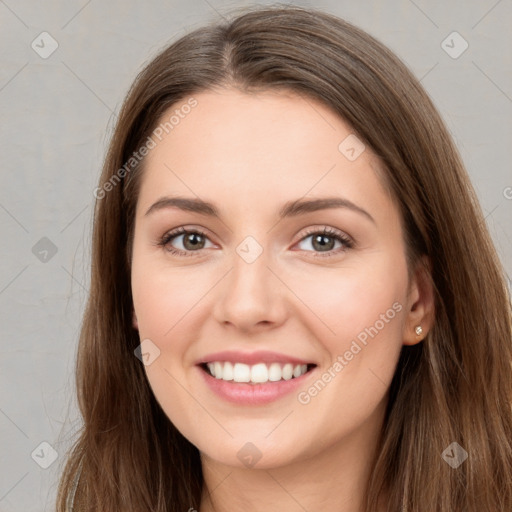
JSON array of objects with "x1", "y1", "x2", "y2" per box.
[{"x1": 415, "y1": 325, "x2": 423, "y2": 336}]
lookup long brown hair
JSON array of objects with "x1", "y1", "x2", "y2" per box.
[{"x1": 57, "y1": 5, "x2": 512, "y2": 511}]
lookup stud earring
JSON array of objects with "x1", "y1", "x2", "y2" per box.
[{"x1": 415, "y1": 325, "x2": 423, "y2": 336}]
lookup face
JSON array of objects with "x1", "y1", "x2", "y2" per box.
[{"x1": 130, "y1": 88, "x2": 426, "y2": 469}]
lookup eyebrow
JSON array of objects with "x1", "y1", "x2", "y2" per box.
[{"x1": 144, "y1": 196, "x2": 375, "y2": 224}]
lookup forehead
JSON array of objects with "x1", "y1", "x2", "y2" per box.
[{"x1": 137, "y1": 88, "x2": 396, "y2": 224}]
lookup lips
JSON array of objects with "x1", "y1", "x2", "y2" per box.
[
  {"x1": 197, "y1": 354, "x2": 317, "y2": 406},
  {"x1": 196, "y1": 350, "x2": 315, "y2": 367}
]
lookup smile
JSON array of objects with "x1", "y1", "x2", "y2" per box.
[
  {"x1": 202, "y1": 361, "x2": 315, "y2": 384},
  {"x1": 197, "y1": 360, "x2": 318, "y2": 405}
]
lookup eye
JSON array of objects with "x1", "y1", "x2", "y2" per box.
[
  {"x1": 157, "y1": 227, "x2": 214, "y2": 257},
  {"x1": 157, "y1": 226, "x2": 353, "y2": 259},
  {"x1": 295, "y1": 227, "x2": 353, "y2": 258}
]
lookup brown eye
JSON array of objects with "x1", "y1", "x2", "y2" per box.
[
  {"x1": 311, "y1": 233, "x2": 336, "y2": 252},
  {"x1": 296, "y1": 227, "x2": 353, "y2": 258},
  {"x1": 158, "y1": 228, "x2": 214, "y2": 256},
  {"x1": 181, "y1": 232, "x2": 206, "y2": 250}
]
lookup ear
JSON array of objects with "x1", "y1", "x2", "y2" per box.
[
  {"x1": 132, "y1": 309, "x2": 139, "y2": 330},
  {"x1": 403, "y1": 255, "x2": 435, "y2": 346}
]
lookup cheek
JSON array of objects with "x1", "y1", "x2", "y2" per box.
[
  {"x1": 291, "y1": 264, "x2": 407, "y2": 424},
  {"x1": 130, "y1": 259, "x2": 210, "y2": 426},
  {"x1": 130, "y1": 254, "x2": 224, "y2": 375},
  {"x1": 131, "y1": 247, "x2": 206, "y2": 340},
  {"x1": 284, "y1": 256, "x2": 408, "y2": 347}
]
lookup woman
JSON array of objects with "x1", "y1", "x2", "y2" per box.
[{"x1": 57, "y1": 5, "x2": 512, "y2": 511}]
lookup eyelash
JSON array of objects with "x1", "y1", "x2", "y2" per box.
[{"x1": 157, "y1": 226, "x2": 354, "y2": 259}]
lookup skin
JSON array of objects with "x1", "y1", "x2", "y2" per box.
[{"x1": 130, "y1": 88, "x2": 434, "y2": 512}]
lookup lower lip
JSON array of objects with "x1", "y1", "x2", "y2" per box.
[{"x1": 197, "y1": 365, "x2": 315, "y2": 405}]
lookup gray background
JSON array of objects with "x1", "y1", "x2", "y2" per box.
[{"x1": 0, "y1": 0, "x2": 510, "y2": 510}]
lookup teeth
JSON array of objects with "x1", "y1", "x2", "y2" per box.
[{"x1": 205, "y1": 362, "x2": 309, "y2": 383}]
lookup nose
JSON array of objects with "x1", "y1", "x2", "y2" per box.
[{"x1": 212, "y1": 243, "x2": 287, "y2": 333}]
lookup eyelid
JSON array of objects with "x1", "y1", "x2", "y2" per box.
[
  {"x1": 157, "y1": 225, "x2": 215, "y2": 252},
  {"x1": 292, "y1": 225, "x2": 354, "y2": 258},
  {"x1": 294, "y1": 225, "x2": 351, "y2": 243}
]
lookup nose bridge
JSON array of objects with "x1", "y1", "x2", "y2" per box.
[
  {"x1": 214, "y1": 233, "x2": 285, "y2": 328},
  {"x1": 230, "y1": 234, "x2": 272, "y2": 301}
]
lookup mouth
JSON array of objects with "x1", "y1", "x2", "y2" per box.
[{"x1": 199, "y1": 361, "x2": 317, "y2": 385}]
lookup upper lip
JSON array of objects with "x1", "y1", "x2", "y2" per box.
[{"x1": 196, "y1": 350, "x2": 315, "y2": 366}]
